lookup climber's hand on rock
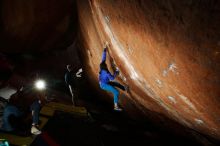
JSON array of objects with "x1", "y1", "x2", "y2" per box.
[
  {"x1": 115, "y1": 68, "x2": 120, "y2": 75},
  {"x1": 104, "y1": 41, "x2": 110, "y2": 48}
]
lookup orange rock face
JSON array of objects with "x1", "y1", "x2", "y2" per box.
[
  {"x1": 77, "y1": 0, "x2": 220, "y2": 139},
  {"x1": 0, "y1": 0, "x2": 220, "y2": 141}
]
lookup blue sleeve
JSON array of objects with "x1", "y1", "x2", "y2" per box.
[
  {"x1": 101, "y1": 48, "x2": 107, "y2": 62},
  {"x1": 107, "y1": 72, "x2": 117, "y2": 80}
]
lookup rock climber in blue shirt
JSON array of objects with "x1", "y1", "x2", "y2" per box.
[{"x1": 99, "y1": 43, "x2": 128, "y2": 111}]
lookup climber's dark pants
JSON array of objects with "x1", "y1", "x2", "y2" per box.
[
  {"x1": 30, "y1": 100, "x2": 41, "y2": 125},
  {"x1": 108, "y1": 81, "x2": 125, "y2": 91}
]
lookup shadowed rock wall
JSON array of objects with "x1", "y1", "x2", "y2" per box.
[
  {"x1": 77, "y1": 0, "x2": 220, "y2": 140},
  {"x1": 0, "y1": 0, "x2": 219, "y2": 141},
  {"x1": 0, "y1": 0, "x2": 81, "y2": 86},
  {"x1": 0, "y1": 0, "x2": 77, "y2": 53}
]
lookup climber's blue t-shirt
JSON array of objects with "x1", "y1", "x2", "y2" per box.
[{"x1": 99, "y1": 49, "x2": 117, "y2": 84}]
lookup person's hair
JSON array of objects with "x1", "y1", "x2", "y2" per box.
[
  {"x1": 67, "y1": 65, "x2": 72, "y2": 71},
  {"x1": 100, "y1": 62, "x2": 109, "y2": 72}
]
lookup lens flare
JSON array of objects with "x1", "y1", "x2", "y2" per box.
[{"x1": 35, "y1": 80, "x2": 46, "y2": 90}]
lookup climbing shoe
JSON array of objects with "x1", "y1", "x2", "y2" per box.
[
  {"x1": 124, "y1": 85, "x2": 129, "y2": 93},
  {"x1": 31, "y1": 125, "x2": 41, "y2": 135},
  {"x1": 114, "y1": 107, "x2": 122, "y2": 111}
]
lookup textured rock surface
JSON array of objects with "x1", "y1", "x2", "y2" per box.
[
  {"x1": 0, "y1": 0, "x2": 219, "y2": 142},
  {"x1": 77, "y1": 0, "x2": 220, "y2": 140}
]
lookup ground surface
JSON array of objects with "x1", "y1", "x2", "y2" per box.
[{"x1": 30, "y1": 98, "x2": 204, "y2": 146}]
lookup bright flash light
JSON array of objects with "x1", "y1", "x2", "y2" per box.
[{"x1": 35, "y1": 80, "x2": 46, "y2": 90}]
